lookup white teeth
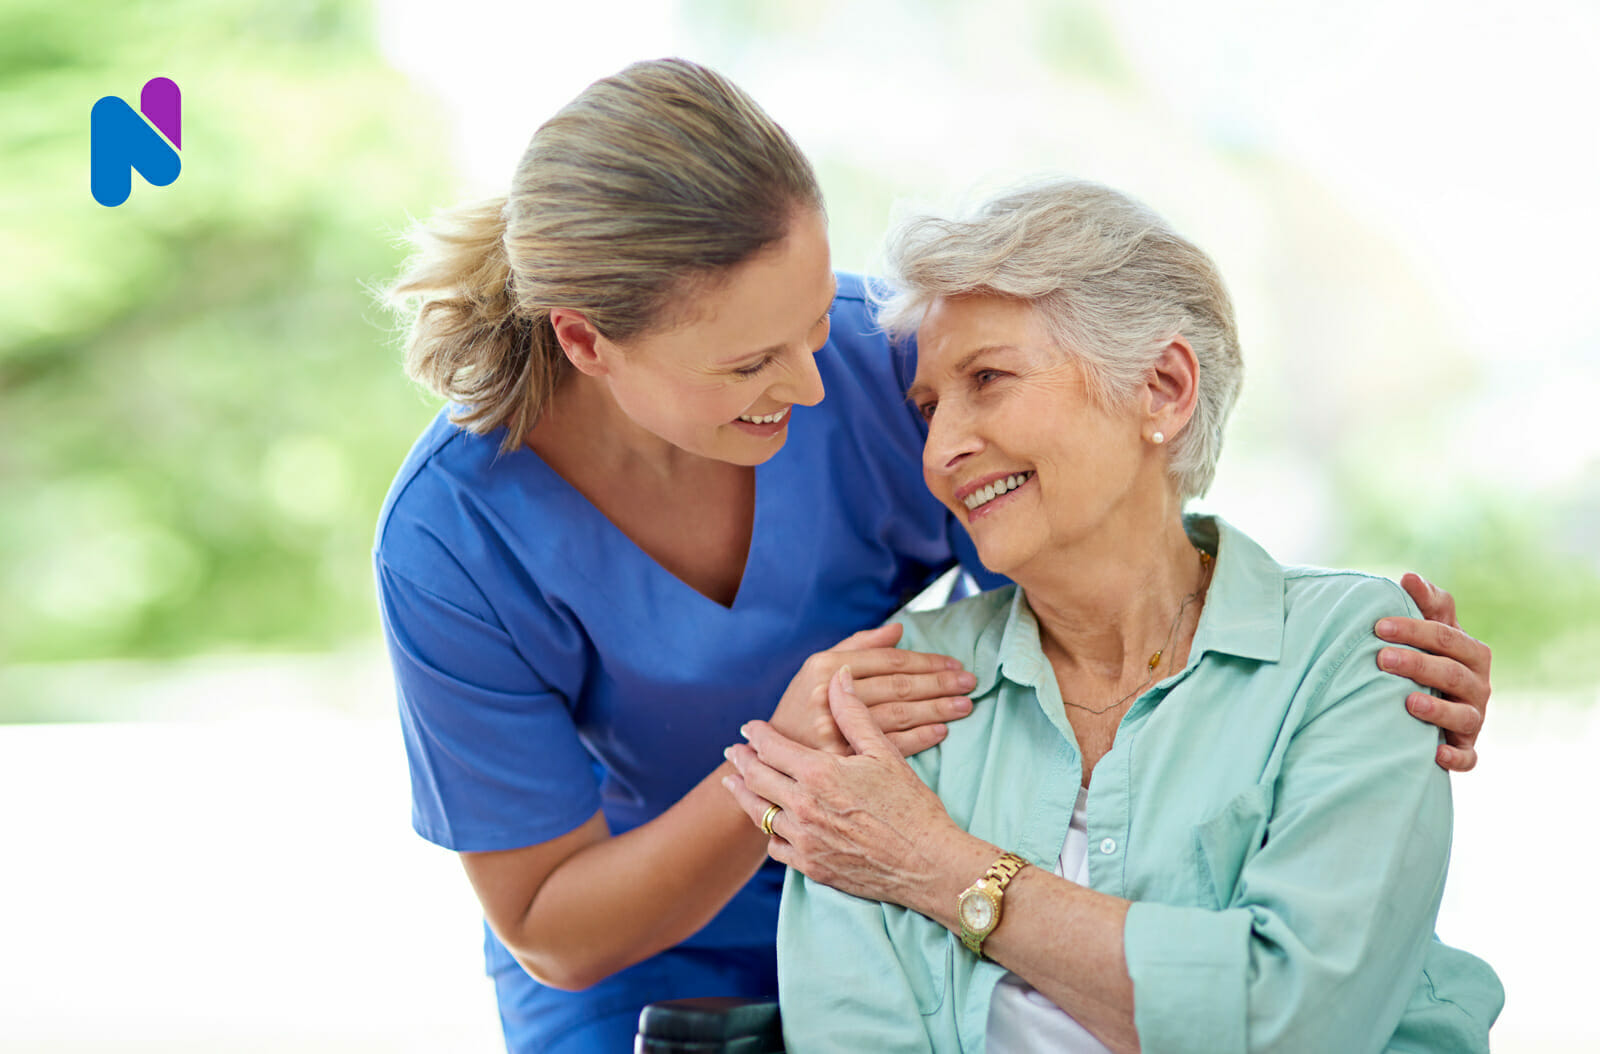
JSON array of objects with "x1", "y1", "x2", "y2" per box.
[
  {"x1": 963, "y1": 472, "x2": 1033, "y2": 511},
  {"x1": 738, "y1": 409, "x2": 788, "y2": 424}
]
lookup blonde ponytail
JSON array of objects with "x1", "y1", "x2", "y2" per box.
[{"x1": 388, "y1": 198, "x2": 565, "y2": 449}]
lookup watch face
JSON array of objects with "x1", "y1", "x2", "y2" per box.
[{"x1": 960, "y1": 892, "x2": 995, "y2": 932}]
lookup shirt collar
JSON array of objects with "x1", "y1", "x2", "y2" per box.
[
  {"x1": 975, "y1": 514, "x2": 1286, "y2": 697},
  {"x1": 1184, "y1": 514, "x2": 1285, "y2": 665}
]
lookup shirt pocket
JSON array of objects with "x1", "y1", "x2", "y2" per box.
[
  {"x1": 1192, "y1": 782, "x2": 1273, "y2": 909},
  {"x1": 882, "y1": 904, "x2": 950, "y2": 1016}
]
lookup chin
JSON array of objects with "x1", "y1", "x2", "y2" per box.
[
  {"x1": 968, "y1": 539, "x2": 1018, "y2": 578},
  {"x1": 722, "y1": 435, "x2": 787, "y2": 466}
]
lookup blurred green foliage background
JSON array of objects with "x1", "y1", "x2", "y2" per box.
[
  {"x1": 3, "y1": 0, "x2": 1596, "y2": 724},
  {"x1": 2, "y1": 0, "x2": 448, "y2": 713}
]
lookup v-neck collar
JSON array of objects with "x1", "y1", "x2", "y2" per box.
[{"x1": 507, "y1": 440, "x2": 773, "y2": 614}]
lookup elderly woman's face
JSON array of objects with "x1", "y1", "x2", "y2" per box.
[{"x1": 910, "y1": 295, "x2": 1150, "y2": 577}]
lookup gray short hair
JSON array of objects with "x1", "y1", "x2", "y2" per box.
[{"x1": 876, "y1": 179, "x2": 1242, "y2": 500}]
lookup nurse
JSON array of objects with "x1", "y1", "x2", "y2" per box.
[{"x1": 374, "y1": 59, "x2": 1491, "y2": 1053}]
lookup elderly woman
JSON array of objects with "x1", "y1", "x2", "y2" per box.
[{"x1": 724, "y1": 181, "x2": 1503, "y2": 1052}]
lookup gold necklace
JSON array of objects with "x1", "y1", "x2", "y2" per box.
[{"x1": 1059, "y1": 550, "x2": 1212, "y2": 716}]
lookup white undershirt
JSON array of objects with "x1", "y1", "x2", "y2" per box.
[{"x1": 985, "y1": 785, "x2": 1113, "y2": 1054}]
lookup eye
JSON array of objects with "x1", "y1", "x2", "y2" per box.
[
  {"x1": 916, "y1": 400, "x2": 937, "y2": 422},
  {"x1": 973, "y1": 368, "x2": 1005, "y2": 387},
  {"x1": 733, "y1": 355, "x2": 777, "y2": 378}
]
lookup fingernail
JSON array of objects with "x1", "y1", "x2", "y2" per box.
[
  {"x1": 1408, "y1": 695, "x2": 1432, "y2": 715},
  {"x1": 956, "y1": 671, "x2": 977, "y2": 690},
  {"x1": 720, "y1": 777, "x2": 734, "y2": 791},
  {"x1": 1375, "y1": 619, "x2": 1396, "y2": 636},
  {"x1": 723, "y1": 746, "x2": 735, "y2": 761},
  {"x1": 739, "y1": 724, "x2": 750, "y2": 740},
  {"x1": 1379, "y1": 650, "x2": 1400, "y2": 671},
  {"x1": 840, "y1": 665, "x2": 854, "y2": 691},
  {"x1": 946, "y1": 658, "x2": 962, "y2": 671},
  {"x1": 950, "y1": 698, "x2": 972, "y2": 716}
]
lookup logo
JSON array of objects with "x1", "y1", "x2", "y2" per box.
[{"x1": 91, "y1": 77, "x2": 181, "y2": 207}]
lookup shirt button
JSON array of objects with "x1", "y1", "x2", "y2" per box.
[{"x1": 1099, "y1": 838, "x2": 1117, "y2": 855}]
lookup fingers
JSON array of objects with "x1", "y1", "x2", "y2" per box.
[
  {"x1": 834, "y1": 622, "x2": 904, "y2": 650},
  {"x1": 1378, "y1": 645, "x2": 1483, "y2": 705},
  {"x1": 1399, "y1": 573, "x2": 1458, "y2": 628},
  {"x1": 853, "y1": 666, "x2": 976, "y2": 711},
  {"x1": 1435, "y1": 742, "x2": 1479, "y2": 773},
  {"x1": 720, "y1": 771, "x2": 800, "y2": 853},
  {"x1": 740, "y1": 719, "x2": 827, "y2": 783},
  {"x1": 885, "y1": 722, "x2": 949, "y2": 758},
  {"x1": 862, "y1": 695, "x2": 973, "y2": 735},
  {"x1": 1404, "y1": 691, "x2": 1485, "y2": 742},
  {"x1": 721, "y1": 770, "x2": 774, "y2": 829},
  {"x1": 829, "y1": 667, "x2": 895, "y2": 757},
  {"x1": 838, "y1": 646, "x2": 968, "y2": 684},
  {"x1": 1376, "y1": 616, "x2": 1490, "y2": 678},
  {"x1": 725, "y1": 740, "x2": 800, "y2": 808}
]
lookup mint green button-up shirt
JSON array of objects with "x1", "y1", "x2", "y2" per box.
[{"x1": 777, "y1": 516, "x2": 1502, "y2": 1053}]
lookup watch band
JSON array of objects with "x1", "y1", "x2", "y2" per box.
[{"x1": 959, "y1": 851, "x2": 1029, "y2": 957}]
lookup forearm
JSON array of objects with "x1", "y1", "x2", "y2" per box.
[
  {"x1": 907, "y1": 827, "x2": 1140, "y2": 1053},
  {"x1": 503, "y1": 760, "x2": 770, "y2": 990}
]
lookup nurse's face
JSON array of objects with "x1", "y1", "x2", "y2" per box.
[{"x1": 599, "y1": 209, "x2": 836, "y2": 467}]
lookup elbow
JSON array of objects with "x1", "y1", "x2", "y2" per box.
[{"x1": 509, "y1": 943, "x2": 617, "y2": 992}]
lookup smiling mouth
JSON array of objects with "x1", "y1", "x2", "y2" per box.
[
  {"x1": 962, "y1": 472, "x2": 1034, "y2": 511},
  {"x1": 737, "y1": 408, "x2": 789, "y2": 425}
]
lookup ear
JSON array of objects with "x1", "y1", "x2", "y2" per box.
[
  {"x1": 548, "y1": 308, "x2": 616, "y2": 378},
  {"x1": 1143, "y1": 335, "x2": 1200, "y2": 442}
]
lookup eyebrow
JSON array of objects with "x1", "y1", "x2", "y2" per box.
[
  {"x1": 719, "y1": 282, "x2": 839, "y2": 368},
  {"x1": 905, "y1": 344, "x2": 1018, "y2": 403}
]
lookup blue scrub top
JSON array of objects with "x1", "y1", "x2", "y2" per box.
[{"x1": 374, "y1": 274, "x2": 998, "y2": 1049}]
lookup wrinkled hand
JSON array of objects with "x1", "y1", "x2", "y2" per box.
[
  {"x1": 1375, "y1": 573, "x2": 1492, "y2": 772},
  {"x1": 768, "y1": 624, "x2": 976, "y2": 758},
  {"x1": 726, "y1": 667, "x2": 960, "y2": 905}
]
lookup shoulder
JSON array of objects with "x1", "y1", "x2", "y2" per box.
[
  {"x1": 819, "y1": 272, "x2": 914, "y2": 403},
  {"x1": 1199, "y1": 517, "x2": 1427, "y2": 725},
  {"x1": 1206, "y1": 515, "x2": 1422, "y2": 657},
  {"x1": 373, "y1": 408, "x2": 560, "y2": 620},
  {"x1": 1274, "y1": 567, "x2": 1425, "y2": 727},
  {"x1": 1280, "y1": 566, "x2": 1421, "y2": 649},
  {"x1": 893, "y1": 585, "x2": 1016, "y2": 665}
]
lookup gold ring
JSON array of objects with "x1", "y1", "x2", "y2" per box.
[{"x1": 760, "y1": 803, "x2": 781, "y2": 836}]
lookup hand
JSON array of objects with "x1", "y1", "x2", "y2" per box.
[
  {"x1": 1375, "y1": 573, "x2": 1491, "y2": 772},
  {"x1": 768, "y1": 623, "x2": 976, "y2": 758},
  {"x1": 726, "y1": 667, "x2": 961, "y2": 906}
]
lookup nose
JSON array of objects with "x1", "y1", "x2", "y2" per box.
[
  {"x1": 922, "y1": 402, "x2": 982, "y2": 482},
  {"x1": 776, "y1": 345, "x2": 826, "y2": 407}
]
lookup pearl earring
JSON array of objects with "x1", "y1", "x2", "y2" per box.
[{"x1": 1151, "y1": 431, "x2": 1165, "y2": 445}]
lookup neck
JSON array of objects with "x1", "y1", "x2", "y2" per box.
[
  {"x1": 1021, "y1": 500, "x2": 1206, "y2": 685},
  {"x1": 530, "y1": 371, "x2": 705, "y2": 483}
]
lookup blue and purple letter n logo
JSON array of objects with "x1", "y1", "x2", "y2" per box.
[{"x1": 91, "y1": 77, "x2": 181, "y2": 207}]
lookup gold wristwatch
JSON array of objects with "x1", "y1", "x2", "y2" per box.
[{"x1": 957, "y1": 851, "x2": 1029, "y2": 957}]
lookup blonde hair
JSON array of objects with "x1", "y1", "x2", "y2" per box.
[
  {"x1": 876, "y1": 179, "x2": 1242, "y2": 499},
  {"x1": 387, "y1": 59, "x2": 822, "y2": 451}
]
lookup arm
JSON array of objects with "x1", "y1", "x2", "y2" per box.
[
  {"x1": 775, "y1": 866, "x2": 942, "y2": 1051},
  {"x1": 460, "y1": 775, "x2": 766, "y2": 990},
  {"x1": 381, "y1": 559, "x2": 975, "y2": 988},
  {"x1": 1116, "y1": 583, "x2": 1452, "y2": 1053},
  {"x1": 1377, "y1": 573, "x2": 1491, "y2": 770}
]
